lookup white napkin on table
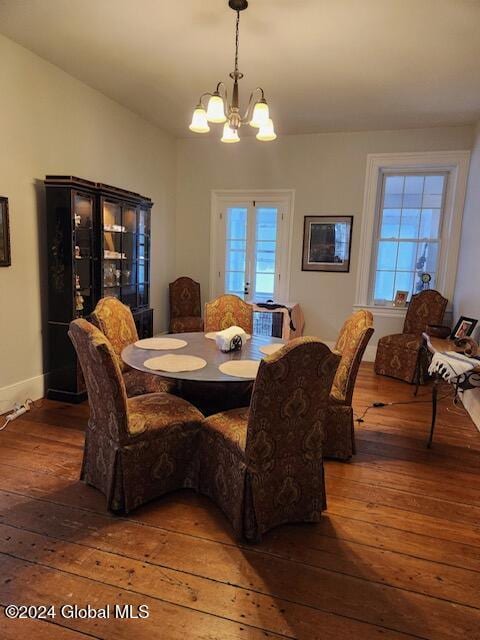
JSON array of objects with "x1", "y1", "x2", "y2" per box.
[
  {"x1": 428, "y1": 351, "x2": 478, "y2": 382},
  {"x1": 215, "y1": 325, "x2": 247, "y2": 352}
]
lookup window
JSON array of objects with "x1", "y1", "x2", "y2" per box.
[
  {"x1": 355, "y1": 151, "x2": 470, "y2": 315},
  {"x1": 210, "y1": 191, "x2": 294, "y2": 303},
  {"x1": 373, "y1": 173, "x2": 446, "y2": 303}
]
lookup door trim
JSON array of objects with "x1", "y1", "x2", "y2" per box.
[{"x1": 210, "y1": 189, "x2": 295, "y2": 301}]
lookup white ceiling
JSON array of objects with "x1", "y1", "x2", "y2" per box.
[{"x1": 1, "y1": 0, "x2": 480, "y2": 137}]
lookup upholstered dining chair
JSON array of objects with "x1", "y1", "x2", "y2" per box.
[
  {"x1": 326, "y1": 309, "x2": 374, "y2": 460},
  {"x1": 90, "y1": 296, "x2": 175, "y2": 397},
  {"x1": 204, "y1": 294, "x2": 253, "y2": 334},
  {"x1": 375, "y1": 289, "x2": 448, "y2": 384},
  {"x1": 169, "y1": 276, "x2": 203, "y2": 333},
  {"x1": 199, "y1": 337, "x2": 340, "y2": 541},
  {"x1": 68, "y1": 319, "x2": 204, "y2": 513}
]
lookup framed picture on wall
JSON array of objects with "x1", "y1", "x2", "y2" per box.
[
  {"x1": 451, "y1": 316, "x2": 478, "y2": 339},
  {"x1": 302, "y1": 215, "x2": 353, "y2": 272},
  {"x1": 0, "y1": 196, "x2": 11, "y2": 267}
]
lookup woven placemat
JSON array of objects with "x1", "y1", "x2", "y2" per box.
[
  {"x1": 218, "y1": 360, "x2": 260, "y2": 379},
  {"x1": 135, "y1": 337, "x2": 187, "y2": 350},
  {"x1": 144, "y1": 354, "x2": 207, "y2": 372},
  {"x1": 259, "y1": 343, "x2": 284, "y2": 356}
]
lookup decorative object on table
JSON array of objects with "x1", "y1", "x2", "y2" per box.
[
  {"x1": 134, "y1": 337, "x2": 188, "y2": 350},
  {"x1": 393, "y1": 290, "x2": 409, "y2": 307},
  {"x1": 426, "y1": 324, "x2": 451, "y2": 339},
  {"x1": 144, "y1": 354, "x2": 207, "y2": 373},
  {"x1": 419, "y1": 272, "x2": 432, "y2": 290},
  {"x1": 375, "y1": 289, "x2": 448, "y2": 384},
  {"x1": 259, "y1": 343, "x2": 284, "y2": 356},
  {"x1": 1, "y1": 198, "x2": 13, "y2": 267},
  {"x1": 215, "y1": 326, "x2": 247, "y2": 352},
  {"x1": 302, "y1": 216, "x2": 353, "y2": 272},
  {"x1": 218, "y1": 359, "x2": 260, "y2": 378},
  {"x1": 169, "y1": 276, "x2": 203, "y2": 333},
  {"x1": 429, "y1": 350, "x2": 480, "y2": 382},
  {"x1": 68, "y1": 318, "x2": 204, "y2": 513},
  {"x1": 188, "y1": 0, "x2": 276, "y2": 144},
  {"x1": 204, "y1": 294, "x2": 253, "y2": 334},
  {"x1": 454, "y1": 336, "x2": 479, "y2": 357},
  {"x1": 45, "y1": 175, "x2": 154, "y2": 402},
  {"x1": 451, "y1": 316, "x2": 478, "y2": 340},
  {"x1": 90, "y1": 297, "x2": 175, "y2": 397},
  {"x1": 200, "y1": 338, "x2": 340, "y2": 541},
  {"x1": 328, "y1": 309, "x2": 374, "y2": 460},
  {"x1": 205, "y1": 331, "x2": 251, "y2": 341},
  {"x1": 252, "y1": 301, "x2": 305, "y2": 340}
]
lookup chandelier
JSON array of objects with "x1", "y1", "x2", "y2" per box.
[{"x1": 189, "y1": 0, "x2": 276, "y2": 143}]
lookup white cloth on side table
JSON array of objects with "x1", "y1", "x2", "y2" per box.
[
  {"x1": 215, "y1": 326, "x2": 247, "y2": 352},
  {"x1": 428, "y1": 351, "x2": 479, "y2": 382}
]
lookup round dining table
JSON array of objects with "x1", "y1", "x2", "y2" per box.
[{"x1": 121, "y1": 332, "x2": 286, "y2": 383}]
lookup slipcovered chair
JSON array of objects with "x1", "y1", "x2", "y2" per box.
[
  {"x1": 169, "y1": 276, "x2": 203, "y2": 333},
  {"x1": 326, "y1": 309, "x2": 374, "y2": 460},
  {"x1": 199, "y1": 337, "x2": 340, "y2": 541},
  {"x1": 90, "y1": 296, "x2": 175, "y2": 396},
  {"x1": 204, "y1": 294, "x2": 253, "y2": 334},
  {"x1": 375, "y1": 289, "x2": 448, "y2": 384},
  {"x1": 68, "y1": 319, "x2": 203, "y2": 513}
]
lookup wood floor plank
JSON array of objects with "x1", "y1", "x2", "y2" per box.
[{"x1": 1, "y1": 609, "x2": 100, "y2": 640}]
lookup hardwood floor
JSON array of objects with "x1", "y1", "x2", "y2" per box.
[{"x1": 1, "y1": 363, "x2": 480, "y2": 639}]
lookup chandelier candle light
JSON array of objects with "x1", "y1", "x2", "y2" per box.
[{"x1": 189, "y1": 0, "x2": 276, "y2": 143}]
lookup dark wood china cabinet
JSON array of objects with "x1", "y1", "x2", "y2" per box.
[{"x1": 45, "y1": 175, "x2": 153, "y2": 402}]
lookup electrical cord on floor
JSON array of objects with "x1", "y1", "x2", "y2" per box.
[{"x1": 354, "y1": 389, "x2": 455, "y2": 424}]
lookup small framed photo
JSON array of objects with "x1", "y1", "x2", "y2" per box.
[
  {"x1": 0, "y1": 196, "x2": 11, "y2": 267},
  {"x1": 393, "y1": 290, "x2": 409, "y2": 307},
  {"x1": 302, "y1": 216, "x2": 353, "y2": 272},
  {"x1": 451, "y1": 316, "x2": 478, "y2": 340}
]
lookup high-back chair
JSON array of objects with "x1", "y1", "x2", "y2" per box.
[
  {"x1": 204, "y1": 294, "x2": 253, "y2": 334},
  {"x1": 68, "y1": 319, "x2": 203, "y2": 513},
  {"x1": 325, "y1": 309, "x2": 374, "y2": 460},
  {"x1": 169, "y1": 276, "x2": 203, "y2": 333},
  {"x1": 199, "y1": 337, "x2": 340, "y2": 541},
  {"x1": 375, "y1": 289, "x2": 447, "y2": 384},
  {"x1": 90, "y1": 296, "x2": 175, "y2": 396}
]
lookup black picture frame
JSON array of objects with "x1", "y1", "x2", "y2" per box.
[
  {"x1": 451, "y1": 316, "x2": 478, "y2": 340},
  {"x1": 0, "y1": 196, "x2": 11, "y2": 267},
  {"x1": 302, "y1": 215, "x2": 353, "y2": 272}
]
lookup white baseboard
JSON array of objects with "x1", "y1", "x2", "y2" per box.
[
  {"x1": 0, "y1": 374, "x2": 46, "y2": 415},
  {"x1": 460, "y1": 389, "x2": 480, "y2": 432}
]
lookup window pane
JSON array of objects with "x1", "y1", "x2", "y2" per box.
[
  {"x1": 226, "y1": 271, "x2": 244, "y2": 293},
  {"x1": 380, "y1": 209, "x2": 401, "y2": 238},
  {"x1": 385, "y1": 176, "x2": 404, "y2": 193},
  {"x1": 425, "y1": 175, "x2": 445, "y2": 194},
  {"x1": 227, "y1": 207, "x2": 247, "y2": 239},
  {"x1": 396, "y1": 242, "x2": 417, "y2": 271},
  {"x1": 404, "y1": 175, "x2": 424, "y2": 194},
  {"x1": 377, "y1": 241, "x2": 397, "y2": 270},
  {"x1": 256, "y1": 208, "x2": 277, "y2": 241},
  {"x1": 403, "y1": 193, "x2": 422, "y2": 208},
  {"x1": 374, "y1": 271, "x2": 395, "y2": 301},
  {"x1": 226, "y1": 250, "x2": 245, "y2": 271},
  {"x1": 416, "y1": 241, "x2": 439, "y2": 276},
  {"x1": 255, "y1": 273, "x2": 275, "y2": 296},
  {"x1": 394, "y1": 271, "x2": 414, "y2": 297},
  {"x1": 384, "y1": 193, "x2": 403, "y2": 208},
  {"x1": 256, "y1": 240, "x2": 276, "y2": 252},
  {"x1": 256, "y1": 251, "x2": 275, "y2": 273},
  {"x1": 228, "y1": 240, "x2": 246, "y2": 251},
  {"x1": 419, "y1": 209, "x2": 441, "y2": 238},
  {"x1": 399, "y1": 210, "x2": 420, "y2": 239},
  {"x1": 422, "y1": 193, "x2": 442, "y2": 208}
]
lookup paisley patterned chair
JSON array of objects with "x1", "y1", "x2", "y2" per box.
[
  {"x1": 199, "y1": 337, "x2": 340, "y2": 541},
  {"x1": 375, "y1": 290, "x2": 448, "y2": 384},
  {"x1": 68, "y1": 319, "x2": 204, "y2": 513},
  {"x1": 169, "y1": 277, "x2": 204, "y2": 333},
  {"x1": 204, "y1": 294, "x2": 253, "y2": 334},
  {"x1": 90, "y1": 297, "x2": 175, "y2": 397},
  {"x1": 326, "y1": 310, "x2": 374, "y2": 460}
]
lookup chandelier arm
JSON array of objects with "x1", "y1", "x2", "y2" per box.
[
  {"x1": 197, "y1": 92, "x2": 213, "y2": 108},
  {"x1": 241, "y1": 87, "x2": 266, "y2": 123}
]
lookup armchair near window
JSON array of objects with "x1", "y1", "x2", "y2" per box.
[
  {"x1": 375, "y1": 289, "x2": 448, "y2": 384},
  {"x1": 169, "y1": 276, "x2": 204, "y2": 333},
  {"x1": 199, "y1": 338, "x2": 340, "y2": 541},
  {"x1": 68, "y1": 319, "x2": 203, "y2": 513},
  {"x1": 204, "y1": 294, "x2": 253, "y2": 334}
]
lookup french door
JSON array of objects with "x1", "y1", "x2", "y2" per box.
[{"x1": 211, "y1": 192, "x2": 293, "y2": 303}]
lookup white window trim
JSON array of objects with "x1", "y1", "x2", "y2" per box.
[
  {"x1": 210, "y1": 189, "x2": 295, "y2": 301},
  {"x1": 354, "y1": 151, "x2": 470, "y2": 318}
]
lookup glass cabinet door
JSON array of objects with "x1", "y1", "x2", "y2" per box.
[
  {"x1": 137, "y1": 207, "x2": 150, "y2": 307},
  {"x1": 102, "y1": 200, "x2": 123, "y2": 299},
  {"x1": 73, "y1": 191, "x2": 94, "y2": 317}
]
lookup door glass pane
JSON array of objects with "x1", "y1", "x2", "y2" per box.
[
  {"x1": 253, "y1": 207, "x2": 277, "y2": 301},
  {"x1": 225, "y1": 207, "x2": 247, "y2": 297}
]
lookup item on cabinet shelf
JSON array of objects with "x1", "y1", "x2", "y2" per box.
[
  {"x1": 426, "y1": 324, "x2": 451, "y2": 339},
  {"x1": 302, "y1": 216, "x2": 353, "y2": 272},
  {"x1": 215, "y1": 326, "x2": 247, "y2": 352},
  {"x1": 75, "y1": 245, "x2": 81, "y2": 258},
  {"x1": 74, "y1": 212, "x2": 81, "y2": 227},
  {"x1": 75, "y1": 291, "x2": 84, "y2": 311},
  {"x1": 451, "y1": 316, "x2": 478, "y2": 340},
  {"x1": 393, "y1": 290, "x2": 409, "y2": 307},
  {"x1": 104, "y1": 223, "x2": 126, "y2": 232},
  {"x1": 123, "y1": 269, "x2": 131, "y2": 285},
  {"x1": 454, "y1": 336, "x2": 479, "y2": 357},
  {"x1": 104, "y1": 250, "x2": 126, "y2": 259},
  {"x1": 115, "y1": 269, "x2": 121, "y2": 286},
  {"x1": 75, "y1": 274, "x2": 81, "y2": 290}
]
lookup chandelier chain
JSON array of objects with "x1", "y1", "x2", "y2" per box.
[{"x1": 234, "y1": 10, "x2": 240, "y2": 74}]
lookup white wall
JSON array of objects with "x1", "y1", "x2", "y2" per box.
[
  {"x1": 454, "y1": 121, "x2": 480, "y2": 428},
  {"x1": 175, "y1": 127, "x2": 473, "y2": 346},
  {"x1": 0, "y1": 34, "x2": 177, "y2": 411}
]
